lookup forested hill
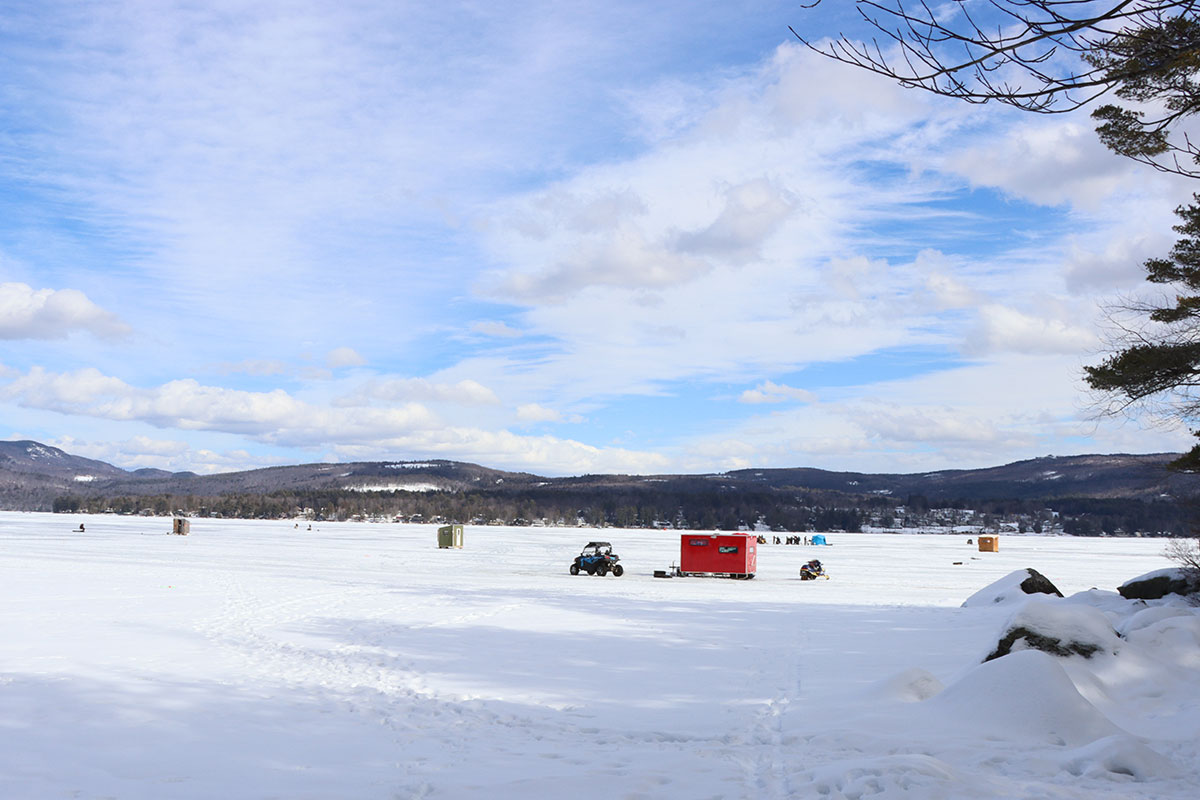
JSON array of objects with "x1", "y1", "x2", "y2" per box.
[
  {"x1": 721, "y1": 453, "x2": 1191, "y2": 501},
  {"x1": 3, "y1": 440, "x2": 1197, "y2": 534}
]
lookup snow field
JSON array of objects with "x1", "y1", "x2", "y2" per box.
[{"x1": 0, "y1": 512, "x2": 1196, "y2": 799}]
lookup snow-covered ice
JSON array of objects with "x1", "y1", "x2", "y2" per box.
[{"x1": 1, "y1": 512, "x2": 1197, "y2": 799}]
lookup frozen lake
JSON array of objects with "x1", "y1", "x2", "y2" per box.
[{"x1": 1, "y1": 512, "x2": 1195, "y2": 799}]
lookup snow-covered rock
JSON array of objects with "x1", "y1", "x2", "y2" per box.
[
  {"x1": 985, "y1": 600, "x2": 1121, "y2": 661},
  {"x1": 1119, "y1": 567, "x2": 1199, "y2": 600},
  {"x1": 962, "y1": 568, "x2": 1064, "y2": 607}
]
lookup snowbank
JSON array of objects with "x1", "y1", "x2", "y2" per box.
[{"x1": 925, "y1": 649, "x2": 1122, "y2": 746}]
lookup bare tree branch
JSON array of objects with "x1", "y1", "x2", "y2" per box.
[{"x1": 791, "y1": 2, "x2": 1198, "y2": 110}]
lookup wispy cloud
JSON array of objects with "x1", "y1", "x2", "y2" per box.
[
  {"x1": 470, "y1": 321, "x2": 524, "y2": 339},
  {"x1": 739, "y1": 381, "x2": 816, "y2": 405}
]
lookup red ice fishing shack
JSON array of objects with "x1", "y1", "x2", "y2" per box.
[{"x1": 678, "y1": 532, "x2": 757, "y2": 579}]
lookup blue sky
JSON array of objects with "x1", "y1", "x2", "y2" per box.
[{"x1": 0, "y1": 0, "x2": 1194, "y2": 476}]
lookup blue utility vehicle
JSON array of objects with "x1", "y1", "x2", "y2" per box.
[{"x1": 570, "y1": 541, "x2": 624, "y2": 577}]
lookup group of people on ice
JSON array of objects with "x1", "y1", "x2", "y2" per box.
[{"x1": 757, "y1": 535, "x2": 823, "y2": 545}]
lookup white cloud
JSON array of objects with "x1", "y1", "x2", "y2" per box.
[
  {"x1": 53, "y1": 434, "x2": 178, "y2": 463},
  {"x1": 52, "y1": 435, "x2": 276, "y2": 474},
  {"x1": 1, "y1": 367, "x2": 434, "y2": 445},
  {"x1": 924, "y1": 271, "x2": 980, "y2": 309},
  {"x1": 338, "y1": 377, "x2": 500, "y2": 407},
  {"x1": 517, "y1": 188, "x2": 647, "y2": 237},
  {"x1": 516, "y1": 403, "x2": 563, "y2": 422},
  {"x1": 115, "y1": 435, "x2": 189, "y2": 458},
  {"x1": 0, "y1": 283, "x2": 130, "y2": 341},
  {"x1": 855, "y1": 403, "x2": 1029, "y2": 447},
  {"x1": 495, "y1": 222, "x2": 712, "y2": 302},
  {"x1": 1063, "y1": 231, "x2": 1169, "y2": 293},
  {"x1": 680, "y1": 437, "x2": 759, "y2": 471},
  {"x1": 739, "y1": 381, "x2": 816, "y2": 405},
  {"x1": 469, "y1": 45, "x2": 989, "y2": 407},
  {"x1": 326, "y1": 347, "x2": 367, "y2": 368},
  {"x1": 675, "y1": 178, "x2": 796, "y2": 262},
  {"x1": 679, "y1": 351, "x2": 1196, "y2": 474},
  {"x1": 482, "y1": 48, "x2": 935, "y2": 308},
  {"x1": 215, "y1": 359, "x2": 289, "y2": 376},
  {"x1": 827, "y1": 256, "x2": 890, "y2": 301},
  {"x1": 1, "y1": 366, "x2": 664, "y2": 474},
  {"x1": 939, "y1": 120, "x2": 1138, "y2": 209},
  {"x1": 966, "y1": 305, "x2": 1097, "y2": 356}
]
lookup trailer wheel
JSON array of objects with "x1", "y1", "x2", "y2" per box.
[
  {"x1": 569, "y1": 563, "x2": 579, "y2": 575},
  {"x1": 612, "y1": 564, "x2": 624, "y2": 577}
]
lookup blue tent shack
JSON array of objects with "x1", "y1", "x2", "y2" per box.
[{"x1": 811, "y1": 534, "x2": 828, "y2": 546}]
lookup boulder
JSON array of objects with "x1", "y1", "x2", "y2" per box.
[
  {"x1": 1019, "y1": 568, "x2": 1064, "y2": 598},
  {"x1": 987, "y1": 626, "x2": 1105, "y2": 661},
  {"x1": 984, "y1": 600, "x2": 1120, "y2": 662},
  {"x1": 1118, "y1": 568, "x2": 1199, "y2": 600},
  {"x1": 962, "y1": 568, "x2": 1065, "y2": 607}
]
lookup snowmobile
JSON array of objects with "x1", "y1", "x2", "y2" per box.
[
  {"x1": 570, "y1": 541, "x2": 624, "y2": 577},
  {"x1": 799, "y1": 559, "x2": 828, "y2": 580}
]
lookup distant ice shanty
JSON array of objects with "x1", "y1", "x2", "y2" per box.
[
  {"x1": 811, "y1": 534, "x2": 828, "y2": 546},
  {"x1": 172, "y1": 518, "x2": 190, "y2": 536},
  {"x1": 437, "y1": 524, "x2": 463, "y2": 549},
  {"x1": 678, "y1": 532, "x2": 756, "y2": 578},
  {"x1": 978, "y1": 535, "x2": 998, "y2": 552}
]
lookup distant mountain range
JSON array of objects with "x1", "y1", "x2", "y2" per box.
[{"x1": 1, "y1": 438, "x2": 1196, "y2": 515}]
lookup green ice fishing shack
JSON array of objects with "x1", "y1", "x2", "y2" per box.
[{"x1": 437, "y1": 524, "x2": 464, "y2": 549}]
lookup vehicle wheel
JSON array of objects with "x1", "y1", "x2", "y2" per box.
[
  {"x1": 570, "y1": 563, "x2": 579, "y2": 575},
  {"x1": 596, "y1": 562, "x2": 609, "y2": 576},
  {"x1": 612, "y1": 564, "x2": 624, "y2": 577}
]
